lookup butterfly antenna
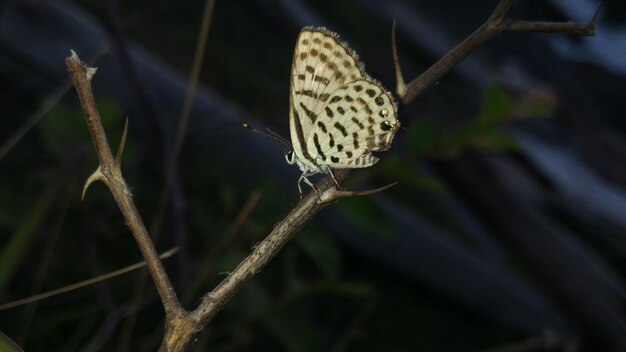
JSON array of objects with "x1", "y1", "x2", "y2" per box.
[{"x1": 243, "y1": 123, "x2": 292, "y2": 149}]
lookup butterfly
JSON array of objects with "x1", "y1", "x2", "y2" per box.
[{"x1": 284, "y1": 27, "x2": 400, "y2": 197}]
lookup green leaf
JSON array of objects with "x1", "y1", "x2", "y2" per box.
[
  {"x1": 336, "y1": 197, "x2": 396, "y2": 239},
  {"x1": 478, "y1": 84, "x2": 513, "y2": 124}
]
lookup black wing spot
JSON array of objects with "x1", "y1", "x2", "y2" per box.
[
  {"x1": 314, "y1": 75, "x2": 330, "y2": 85},
  {"x1": 334, "y1": 122, "x2": 348, "y2": 137},
  {"x1": 366, "y1": 89, "x2": 376, "y2": 97},
  {"x1": 325, "y1": 106, "x2": 334, "y2": 118},
  {"x1": 329, "y1": 96, "x2": 342, "y2": 104},
  {"x1": 317, "y1": 121, "x2": 327, "y2": 133},
  {"x1": 331, "y1": 156, "x2": 340, "y2": 163},
  {"x1": 356, "y1": 97, "x2": 372, "y2": 114},
  {"x1": 337, "y1": 106, "x2": 345, "y2": 115},
  {"x1": 375, "y1": 96, "x2": 385, "y2": 106},
  {"x1": 351, "y1": 117, "x2": 364, "y2": 129}
]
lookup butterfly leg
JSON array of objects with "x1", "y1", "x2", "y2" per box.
[
  {"x1": 323, "y1": 164, "x2": 343, "y2": 190},
  {"x1": 298, "y1": 171, "x2": 320, "y2": 199}
]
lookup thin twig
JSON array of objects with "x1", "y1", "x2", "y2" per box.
[
  {"x1": 65, "y1": 52, "x2": 184, "y2": 320},
  {"x1": 120, "y1": 1, "x2": 218, "y2": 347},
  {"x1": 399, "y1": 0, "x2": 596, "y2": 104},
  {"x1": 0, "y1": 248, "x2": 178, "y2": 311},
  {"x1": 166, "y1": 0, "x2": 216, "y2": 179}
]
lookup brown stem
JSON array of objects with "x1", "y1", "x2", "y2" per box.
[
  {"x1": 161, "y1": 170, "x2": 349, "y2": 350},
  {"x1": 400, "y1": 0, "x2": 596, "y2": 104},
  {"x1": 65, "y1": 52, "x2": 184, "y2": 321}
]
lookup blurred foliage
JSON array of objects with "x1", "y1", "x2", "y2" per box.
[
  {"x1": 408, "y1": 83, "x2": 555, "y2": 157},
  {"x1": 336, "y1": 197, "x2": 397, "y2": 240}
]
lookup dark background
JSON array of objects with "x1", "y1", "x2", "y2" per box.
[{"x1": 1, "y1": 0, "x2": 625, "y2": 351}]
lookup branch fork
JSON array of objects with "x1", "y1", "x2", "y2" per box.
[{"x1": 391, "y1": 0, "x2": 597, "y2": 103}]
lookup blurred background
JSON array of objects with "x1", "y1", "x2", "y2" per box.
[{"x1": 1, "y1": 0, "x2": 625, "y2": 351}]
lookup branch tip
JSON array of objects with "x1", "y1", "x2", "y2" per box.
[{"x1": 69, "y1": 49, "x2": 79, "y2": 61}]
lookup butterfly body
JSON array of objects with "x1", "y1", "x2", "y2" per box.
[{"x1": 288, "y1": 27, "x2": 400, "y2": 195}]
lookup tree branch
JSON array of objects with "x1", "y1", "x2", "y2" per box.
[
  {"x1": 161, "y1": 170, "x2": 350, "y2": 350},
  {"x1": 399, "y1": 0, "x2": 596, "y2": 104},
  {"x1": 65, "y1": 51, "x2": 185, "y2": 321}
]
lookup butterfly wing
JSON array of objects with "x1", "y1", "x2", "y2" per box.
[
  {"x1": 305, "y1": 79, "x2": 400, "y2": 169},
  {"x1": 288, "y1": 27, "x2": 365, "y2": 171}
]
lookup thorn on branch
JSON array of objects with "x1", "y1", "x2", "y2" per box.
[
  {"x1": 319, "y1": 182, "x2": 398, "y2": 204},
  {"x1": 399, "y1": 0, "x2": 598, "y2": 104},
  {"x1": 82, "y1": 166, "x2": 105, "y2": 200},
  {"x1": 391, "y1": 19, "x2": 406, "y2": 98}
]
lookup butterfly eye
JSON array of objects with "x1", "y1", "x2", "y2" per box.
[{"x1": 285, "y1": 150, "x2": 296, "y2": 164}]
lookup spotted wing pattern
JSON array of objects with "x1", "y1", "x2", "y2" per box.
[
  {"x1": 305, "y1": 79, "x2": 399, "y2": 168},
  {"x1": 289, "y1": 27, "x2": 365, "y2": 172},
  {"x1": 288, "y1": 27, "x2": 400, "y2": 186}
]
